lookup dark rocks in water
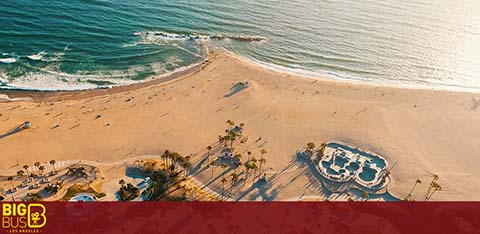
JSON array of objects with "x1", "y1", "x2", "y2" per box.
[
  {"x1": 226, "y1": 35, "x2": 265, "y2": 42},
  {"x1": 211, "y1": 34, "x2": 265, "y2": 42},
  {"x1": 142, "y1": 31, "x2": 265, "y2": 42}
]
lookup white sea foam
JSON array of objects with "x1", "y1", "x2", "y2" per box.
[
  {"x1": 27, "y1": 51, "x2": 47, "y2": 61},
  {"x1": 0, "y1": 58, "x2": 16, "y2": 64},
  {"x1": 1, "y1": 72, "x2": 139, "y2": 91},
  {"x1": 0, "y1": 57, "x2": 205, "y2": 91},
  {"x1": 134, "y1": 31, "x2": 265, "y2": 45}
]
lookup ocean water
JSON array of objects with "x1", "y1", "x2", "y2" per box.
[{"x1": 1, "y1": 0, "x2": 479, "y2": 91}]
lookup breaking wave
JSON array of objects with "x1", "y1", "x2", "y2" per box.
[
  {"x1": 27, "y1": 51, "x2": 47, "y2": 61},
  {"x1": 0, "y1": 58, "x2": 16, "y2": 64},
  {"x1": 134, "y1": 31, "x2": 266, "y2": 44}
]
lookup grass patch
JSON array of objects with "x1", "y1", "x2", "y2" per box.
[{"x1": 61, "y1": 184, "x2": 106, "y2": 201}]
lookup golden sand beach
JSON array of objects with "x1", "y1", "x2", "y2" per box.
[{"x1": 1, "y1": 52, "x2": 480, "y2": 200}]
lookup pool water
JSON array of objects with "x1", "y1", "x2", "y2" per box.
[
  {"x1": 334, "y1": 156, "x2": 348, "y2": 168},
  {"x1": 358, "y1": 166, "x2": 377, "y2": 182},
  {"x1": 346, "y1": 162, "x2": 360, "y2": 171}
]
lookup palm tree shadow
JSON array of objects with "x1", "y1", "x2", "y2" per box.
[
  {"x1": 203, "y1": 167, "x2": 233, "y2": 189},
  {"x1": 234, "y1": 152, "x2": 314, "y2": 201},
  {"x1": 189, "y1": 156, "x2": 210, "y2": 175},
  {"x1": 295, "y1": 150, "x2": 338, "y2": 196}
]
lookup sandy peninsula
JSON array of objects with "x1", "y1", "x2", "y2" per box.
[{"x1": 1, "y1": 52, "x2": 480, "y2": 201}]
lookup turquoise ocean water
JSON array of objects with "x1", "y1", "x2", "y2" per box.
[{"x1": 1, "y1": 0, "x2": 479, "y2": 91}]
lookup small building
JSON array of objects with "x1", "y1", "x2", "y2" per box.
[
  {"x1": 23, "y1": 121, "x2": 31, "y2": 129},
  {"x1": 220, "y1": 148, "x2": 233, "y2": 158},
  {"x1": 218, "y1": 148, "x2": 240, "y2": 166}
]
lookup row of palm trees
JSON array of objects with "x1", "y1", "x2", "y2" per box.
[
  {"x1": 225, "y1": 151, "x2": 267, "y2": 199},
  {"x1": 209, "y1": 120, "x2": 270, "y2": 200},
  {"x1": 218, "y1": 120, "x2": 245, "y2": 149},
  {"x1": 160, "y1": 150, "x2": 192, "y2": 176},
  {"x1": 305, "y1": 142, "x2": 328, "y2": 160},
  {"x1": 405, "y1": 174, "x2": 442, "y2": 201},
  {"x1": 19, "y1": 160, "x2": 57, "y2": 177},
  {"x1": 6, "y1": 160, "x2": 58, "y2": 194}
]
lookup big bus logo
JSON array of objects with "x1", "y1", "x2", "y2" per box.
[{"x1": 2, "y1": 203, "x2": 47, "y2": 231}]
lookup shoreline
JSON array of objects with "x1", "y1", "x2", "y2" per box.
[
  {"x1": 223, "y1": 49, "x2": 480, "y2": 94},
  {"x1": 1, "y1": 50, "x2": 479, "y2": 102},
  {"x1": 0, "y1": 57, "x2": 207, "y2": 102}
]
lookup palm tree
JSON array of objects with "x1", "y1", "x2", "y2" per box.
[
  {"x1": 23, "y1": 165, "x2": 29, "y2": 173},
  {"x1": 34, "y1": 162, "x2": 40, "y2": 170},
  {"x1": 249, "y1": 161, "x2": 258, "y2": 185},
  {"x1": 259, "y1": 149, "x2": 267, "y2": 175},
  {"x1": 306, "y1": 142, "x2": 316, "y2": 155},
  {"x1": 17, "y1": 170, "x2": 24, "y2": 177},
  {"x1": 230, "y1": 172, "x2": 239, "y2": 194},
  {"x1": 243, "y1": 162, "x2": 251, "y2": 184},
  {"x1": 209, "y1": 160, "x2": 216, "y2": 178},
  {"x1": 119, "y1": 179, "x2": 126, "y2": 188},
  {"x1": 218, "y1": 135, "x2": 227, "y2": 148},
  {"x1": 229, "y1": 133, "x2": 236, "y2": 148},
  {"x1": 250, "y1": 157, "x2": 258, "y2": 179},
  {"x1": 221, "y1": 163, "x2": 228, "y2": 179},
  {"x1": 238, "y1": 123, "x2": 245, "y2": 137},
  {"x1": 247, "y1": 151, "x2": 252, "y2": 161},
  {"x1": 206, "y1": 145, "x2": 212, "y2": 161},
  {"x1": 7, "y1": 176, "x2": 15, "y2": 192},
  {"x1": 226, "y1": 120, "x2": 235, "y2": 131},
  {"x1": 362, "y1": 191, "x2": 369, "y2": 201},
  {"x1": 426, "y1": 182, "x2": 442, "y2": 201},
  {"x1": 231, "y1": 172, "x2": 239, "y2": 186},
  {"x1": 182, "y1": 161, "x2": 192, "y2": 177},
  {"x1": 220, "y1": 177, "x2": 227, "y2": 200},
  {"x1": 260, "y1": 149, "x2": 267, "y2": 160},
  {"x1": 169, "y1": 152, "x2": 181, "y2": 171},
  {"x1": 161, "y1": 150, "x2": 169, "y2": 168},
  {"x1": 316, "y1": 142, "x2": 327, "y2": 160},
  {"x1": 258, "y1": 158, "x2": 266, "y2": 177},
  {"x1": 49, "y1": 160, "x2": 56, "y2": 174},
  {"x1": 423, "y1": 175, "x2": 439, "y2": 201},
  {"x1": 38, "y1": 166, "x2": 45, "y2": 176},
  {"x1": 406, "y1": 179, "x2": 421, "y2": 200}
]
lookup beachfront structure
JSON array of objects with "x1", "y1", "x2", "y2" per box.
[
  {"x1": 69, "y1": 193, "x2": 96, "y2": 202},
  {"x1": 310, "y1": 143, "x2": 388, "y2": 191}
]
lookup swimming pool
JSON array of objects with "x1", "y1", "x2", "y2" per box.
[
  {"x1": 314, "y1": 142, "x2": 388, "y2": 190},
  {"x1": 70, "y1": 193, "x2": 96, "y2": 202}
]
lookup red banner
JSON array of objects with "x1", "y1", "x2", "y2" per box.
[{"x1": 1, "y1": 202, "x2": 479, "y2": 234}]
